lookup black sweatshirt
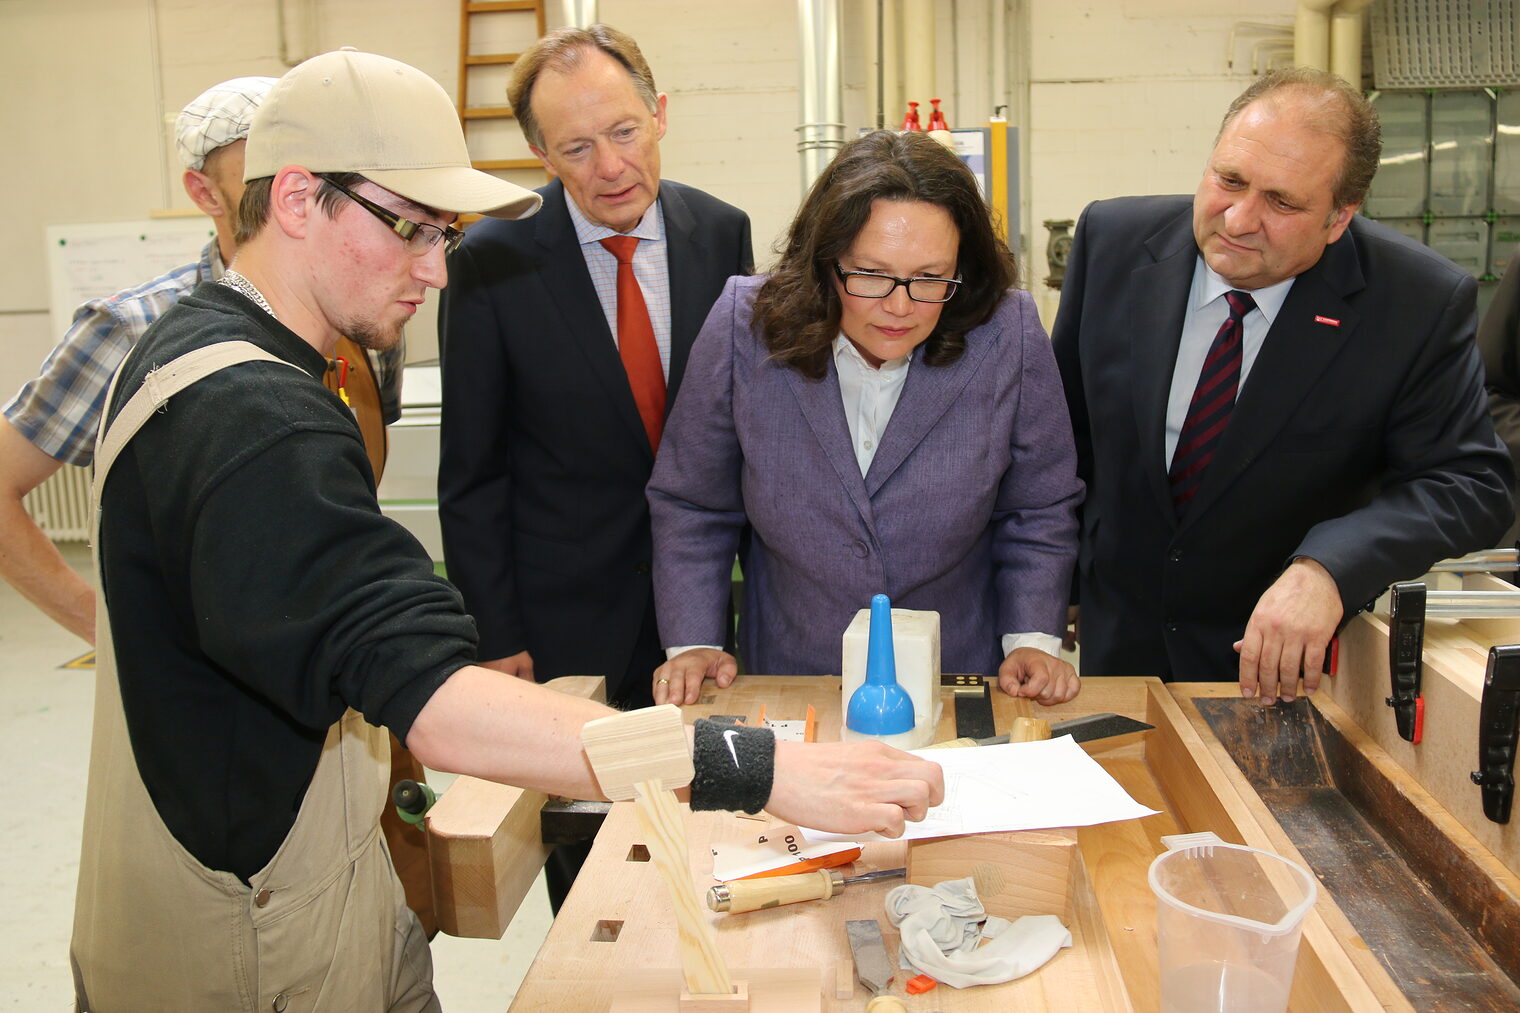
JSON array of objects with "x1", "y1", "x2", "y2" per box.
[{"x1": 99, "y1": 283, "x2": 476, "y2": 882}]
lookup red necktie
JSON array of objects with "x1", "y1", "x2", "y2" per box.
[
  {"x1": 1169, "y1": 289, "x2": 1255, "y2": 516},
  {"x1": 599, "y1": 236, "x2": 666, "y2": 451}
]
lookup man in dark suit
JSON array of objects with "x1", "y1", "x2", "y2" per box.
[
  {"x1": 1477, "y1": 248, "x2": 1520, "y2": 547},
  {"x1": 439, "y1": 25, "x2": 752, "y2": 715},
  {"x1": 1053, "y1": 68, "x2": 1513, "y2": 702}
]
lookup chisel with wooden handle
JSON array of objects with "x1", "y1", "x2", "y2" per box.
[{"x1": 707, "y1": 866, "x2": 907, "y2": 913}]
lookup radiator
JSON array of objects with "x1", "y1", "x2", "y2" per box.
[{"x1": 24, "y1": 465, "x2": 93, "y2": 543}]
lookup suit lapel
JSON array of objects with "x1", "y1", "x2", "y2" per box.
[
  {"x1": 533, "y1": 180, "x2": 653, "y2": 459},
  {"x1": 784, "y1": 361, "x2": 878, "y2": 536},
  {"x1": 863, "y1": 335, "x2": 991, "y2": 497},
  {"x1": 661, "y1": 184, "x2": 703, "y2": 406},
  {"x1": 1132, "y1": 211, "x2": 1199, "y2": 522},
  {"x1": 1181, "y1": 229, "x2": 1364, "y2": 526}
]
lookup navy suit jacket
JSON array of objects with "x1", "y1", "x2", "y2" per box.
[
  {"x1": 1052, "y1": 195, "x2": 1513, "y2": 681},
  {"x1": 649, "y1": 275, "x2": 1083, "y2": 678},
  {"x1": 438, "y1": 179, "x2": 752, "y2": 696}
]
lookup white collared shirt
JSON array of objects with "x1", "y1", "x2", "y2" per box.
[
  {"x1": 1164, "y1": 257, "x2": 1294, "y2": 467},
  {"x1": 565, "y1": 191, "x2": 673, "y2": 377},
  {"x1": 833, "y1": 333, "x2": 912, "y2": 476}
]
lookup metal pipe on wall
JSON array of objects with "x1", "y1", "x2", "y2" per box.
[
  {"x1": 902, "y1": 0, "x2": 935, "y2": 122},
  {"x1": 1294, "y1": 0, "x2": 1337, "y2": 71},
  {"x1": 861, "y1": 0, "x2": 884, "y2": 130},
  {"x1": 561, "y1": 0, "x2": 598, "y2": 29},
  {"x1": 991, "y1": 0, "x2": 1008, "y2": 117},
  {"x1": 882, "y1": 0, "x2": 900, "y2": 127},
  {"x1": 797, "y1": 0, "x2": 845, "y2": 191},
  {"x1": 1330, "y1": 0, "x2": 1375, "y2": 85}
]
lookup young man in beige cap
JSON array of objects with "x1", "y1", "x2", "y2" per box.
[
  {"x1": 70, "y1": 49, "x2": 943, "y2": 1012},
  {"x1": 0, "y1": 76, "x2": 274, "y2": 643},
  {"x1": 4, "y1": 74, "x2": 432, "y2": 943}
]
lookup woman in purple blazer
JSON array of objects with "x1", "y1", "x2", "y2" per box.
[{"x1": 647, "y1": 131, "x2": 1083, "y2": 707}]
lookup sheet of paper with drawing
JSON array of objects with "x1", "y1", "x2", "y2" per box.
[{"x1": 798, "y1": 735, "x2": 1160, "y2": 843}]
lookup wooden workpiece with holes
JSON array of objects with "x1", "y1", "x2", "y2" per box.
[{"x1": 498, "y1": 669, "x2": 1520, "y2": 1012}]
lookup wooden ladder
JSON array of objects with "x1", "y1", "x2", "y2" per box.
[{"x1": 457, "y1": 0, "x2": 548, "y2": 178}]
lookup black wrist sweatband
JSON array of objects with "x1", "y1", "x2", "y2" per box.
[{"x1": 690, "y1": 719, "x2": 775, "y2": 814}]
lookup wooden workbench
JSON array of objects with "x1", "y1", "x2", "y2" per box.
[{"x1": 504, "y1": 677, "x2": 1413, "y2": 1012}]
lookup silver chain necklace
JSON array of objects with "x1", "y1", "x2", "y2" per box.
[{"x1": 219, "y1": 269, "x2": 278, "y2": 320}]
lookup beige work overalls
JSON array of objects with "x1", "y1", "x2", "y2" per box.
[{"x1": 70, "y1": 342, "x2": 438, "y2": 1012}]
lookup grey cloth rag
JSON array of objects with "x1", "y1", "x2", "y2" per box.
[{"x1": 883, "y1": 877, "x2": 1072, "y2": 988}]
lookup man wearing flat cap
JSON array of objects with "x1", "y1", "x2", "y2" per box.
[
  {"x1": 0, "y1": 77, "x2": 274, "y2": 642},
  {"x1": 69, "y1": 49, "x2": 943, "y2": 1012}
]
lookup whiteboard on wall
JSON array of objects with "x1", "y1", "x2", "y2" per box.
[{"x1": 46, "y1": 218, "x2": 215, "y2": 336}]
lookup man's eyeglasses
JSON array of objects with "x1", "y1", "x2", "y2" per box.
[
  {"x1": 322, "y1": 177, "x2": 464, "y2": 257},
  {"x1": 834, "y1": 263, "x2": 961, "y2": 303}
]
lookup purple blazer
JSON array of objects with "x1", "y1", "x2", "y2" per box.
[{"x1": 648, "y1": 274, "x2": 1083, "y2": 677}]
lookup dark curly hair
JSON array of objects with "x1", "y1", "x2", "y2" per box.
[{"x1": 754, "y1": 130, "x2": 1018, "y2": 380}]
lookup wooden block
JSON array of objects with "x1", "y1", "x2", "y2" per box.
[
  {"x1": 679, "y1": 980, "x2": 749, "y2": 1010},
  {"x1": 612, "y1": 969, "x2": 819, "y2": 1012},
  {"x1": 426, "y1": 776, "x2": 545, "y2": 939},
  {"x1": 906, "y1": 827, "x2": 1079, "y2": 920},
  {"x1": 426, "y1": 674, "x2": 607, "y2": 939},
  {"x1": 834, "y1": 959, "x2": 855, "y2": 999},
  {"x1": 582, "y1": 704, "x2": 693, "y2": 800},
  {"x1": 1008, "y1": 716, "x2": 1052, "y2": 742}
]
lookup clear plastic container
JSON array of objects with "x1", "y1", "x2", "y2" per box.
[{"x1": 1148, "y1": 833, "x2": 1318, "y2": 1013}]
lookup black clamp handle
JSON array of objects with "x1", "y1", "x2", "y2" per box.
[
  {"x1": 1471, "y1": 645, "x2": 1520, "y2": 824},
  {"x1": 1385, "y1": 582, "x2": 1426, "y2": 743}
]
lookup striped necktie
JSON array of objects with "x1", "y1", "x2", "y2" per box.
[
  {"x1": 600, "y1": 235, "x2": 666, "y2": 451},
  {"x1": 1169, "y1": 289, "x2": 1255, "y2": 516}
]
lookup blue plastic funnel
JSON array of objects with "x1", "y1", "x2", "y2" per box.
[{"x1": 847, "y1": 594, "x2": 915, "y2": 735}]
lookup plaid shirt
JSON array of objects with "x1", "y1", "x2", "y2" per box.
[{"x1": 5, "y1": 240, "x2": 221, "y2": 466}]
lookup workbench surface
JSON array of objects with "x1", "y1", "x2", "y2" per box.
[{"x1": 503, "y1": 676, "x2": 1406, "y2": 1013}]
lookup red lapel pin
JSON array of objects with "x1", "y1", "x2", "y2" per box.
[{"x1": 1314, "y1": 314, "x2": 1341, "y2": 327}]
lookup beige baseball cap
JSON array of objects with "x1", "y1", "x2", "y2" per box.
[{"x1": 245, "y1": 48, "x2": 541, "y2": 220}]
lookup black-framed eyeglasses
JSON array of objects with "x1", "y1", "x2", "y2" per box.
[
  {"x1": 834, "y1": 263, "x2": 961, "y2": 303},
  {"x1": 322, "y1": 177, "x2": 464, "y2": 257}
]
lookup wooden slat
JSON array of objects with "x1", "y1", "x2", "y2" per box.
[
  {"x1": 472, "y1": 158, "x2": 542, "y2": 171},
  {"x1": 465, "y1": 52, "x2": 521, "y2": 66},
  {"x1": 467, "y1": 0, "x2": 539, "y2": 11},
  {"x1": 461, "y1": 105, "x2": 515, "y2": 120},
  {"x1": 457, "y1": 0, "x2": 471, "y2": 112}
]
